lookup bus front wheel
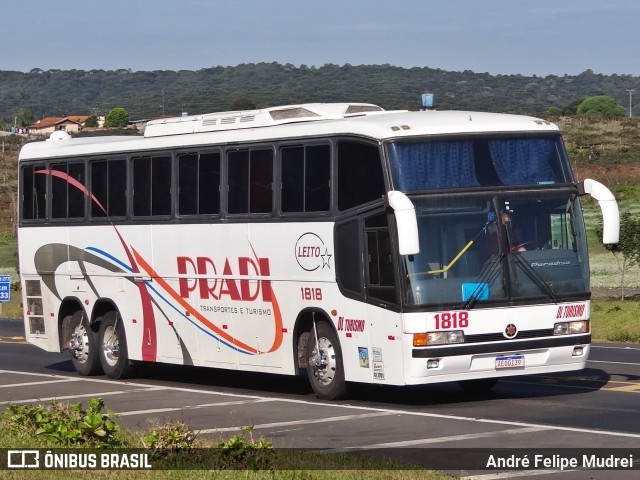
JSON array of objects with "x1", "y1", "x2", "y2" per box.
[
  {"x1": 306, "y1": 320, "x2": 347, "y2": 400},
  {"x1": 98, "y1": 312, "x2": 132, "y2": 379},
  {"x1": 68, "y1": 312, "x2": 102, "y2": 376}
]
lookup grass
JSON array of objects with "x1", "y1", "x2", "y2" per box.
[
  {"x1": 0, "y1": 403, "x2": 454, "y2": 480},
  {"x1": 591, "y1": 299, "x2": 640, "y2": 343}
]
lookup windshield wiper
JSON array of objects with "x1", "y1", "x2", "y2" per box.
[{"x1": 511, "y1": 252, "x2": 561, "y2": 304}]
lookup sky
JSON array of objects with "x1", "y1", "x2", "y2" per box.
[{"x1": 1, "y1": 0, "x2": 639, "y2": 77}]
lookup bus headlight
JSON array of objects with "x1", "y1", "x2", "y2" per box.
[
  {"x1": 444, "y1": 330, "x2": 465, "y2": 343},
  {"x1": 569, "y1": 320, "x2": 589, "y2": 334},
  {"x1": 413, "y1": 331, "x2": 464, "y2": 346},
  {"x1": 554, "y1": 320, "x2": 590, "y2": 335}
]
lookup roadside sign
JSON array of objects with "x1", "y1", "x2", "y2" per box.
[{"x1": 0, "y1": 275, "x2": 11, "y2": 302}]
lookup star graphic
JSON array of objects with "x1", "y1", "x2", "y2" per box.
[{"x1": 321, "y1": 248, "x2": 332, "y2": 269}]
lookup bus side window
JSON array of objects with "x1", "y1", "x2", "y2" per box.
[
  {"x1": 178, "y1": 151, "x2": 221, "y2": 216},
  {"x1": 249, "y1": 149, "x2": 273, "y2": 213},
  {"x1": 22, "y1": 165, "x2": 47, "y2": 221},
  {"x1": 91, "y1": 158, "x2": 127, "y2": 218},
  {"x1": 335, "y1": 219, "x2": 363, "y2": 297},
  {"x1": 281, "y1": 144, "x2": 330, "y2": 213},
  {"x1": 365, "y1": 212, "x2": 396, "y2": 305},
  {"x1": 133, "y1": 155, "x2": 172, "y2": 217},
  {"x1": 228, "y1": 148, "x2": 273, "y2": 214},
  {"x1": 51, "y1": 161, "x2": 86, "y2": 220},
  {"x1": 337, "y1": 141, "x2": 385, "y2": 211}
]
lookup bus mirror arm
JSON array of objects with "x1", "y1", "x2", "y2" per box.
[
  {"x1": 578, "y1": 178, "x2": 620, "y2": 244},
  {"x1": 387, "y1": 191, "x2": 420, "y2": 255}
]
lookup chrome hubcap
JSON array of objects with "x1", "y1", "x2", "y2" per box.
[
  {"x1": 102, "y1": 325, "x2": 120, "y2": 367},
  {"x1": 310, "y1": 336, "x2": 336, "y2": 385}
]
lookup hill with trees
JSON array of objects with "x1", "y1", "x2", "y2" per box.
[{"x1": 1, "y1": 63, "x2": 640, "y2": 125}]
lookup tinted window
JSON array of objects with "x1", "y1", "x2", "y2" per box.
[
  {"x1": 365, "y1": 212, "x2": 396, "y2": 304},
  {"x1": 91, "y1": 158, "x2": 127, "y2": 218},
  {"x1": 281, "y1": 144, "x2": 330, "y2": 213},
  {"x1": 337, "y1": 142, "x2": 385, "y2": 210},
  {"x1": 178, "y1": 151, "x2": 220, "y2": 215},
  {"x1": 335, "y1": 219, "x2": 362, "y2": 295},
  {"x1": 228, "y1": 148, "x2": 273, "y2": 214},
  {"x1": 21, "y1": 165, "x2": 47, "y2": 220},
  {"x1": 51, "y1": 162, "x2": 86, "y2": 219},
  {"x1": 388, "y1": 135, "x2": 570, "y2": 191},
  {"x1": 133, "y1": 155, "x2": 172, "y2": 216}
]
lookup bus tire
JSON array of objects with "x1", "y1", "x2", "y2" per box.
[
  {"x1": 68, "y1": 312, "x2": 103, "y2": 376},
  {"x1": 458, "y1": 378, "x2": 498, "y2": 392},
  {"x1": 98, "y1": 312, "x2": 132, "y2": 379},
  {"x1": 306, "y1": 320, "x2": 347, "y2": 400}
]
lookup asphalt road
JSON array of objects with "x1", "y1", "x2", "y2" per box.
[{"x1": 1, "y1": 318, "x2": 639, "y2": 479}]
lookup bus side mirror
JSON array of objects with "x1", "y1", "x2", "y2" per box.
[
  {"x1": 579, "y1": 178, "x2": 620, "y2": 244},
  {"x1": 388, "y1": 191, "x2": 420, "y2": 255}
]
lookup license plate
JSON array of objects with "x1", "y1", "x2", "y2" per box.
[{"x1": 495, "y1": 355, "x2": 525, "y2": 369}]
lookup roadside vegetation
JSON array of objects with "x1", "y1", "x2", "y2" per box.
[{"x1": 0, "y1": 398, "x2": 454, "y2": 480}]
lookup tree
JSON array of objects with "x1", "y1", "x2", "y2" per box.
[
  {"x1": 561, "y1": 98, "x2": 585, "y2": 115},
  {"x1": 547, "y1": 106, "x2": 562, "y2": 116},
  {"x1": 15, "y1": 108, "x2": 34, "y2": 128},
  {"x1": 595, "y1": 211, "x2": 640, "y2": 299},
  {"x1": 84, "y1": 113, "x2": 99, "y2": 128},
  {"x1": 104, "y1": 107, "x2": 130, "y2": 128},
  {"x1": 229, "y1": 96, "x2": 256, "y2": 110},
  {"x1": 577, "y1": 96, "x2": 626, "y2": 117}
]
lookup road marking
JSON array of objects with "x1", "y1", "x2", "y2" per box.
[
  {"x1": 588, "y1": 359, "x2": 640, "y2": 367},
  {"x1": 591, "y1": 345, "x2": 640, "y2": 351},
  {"x1": 505, "y1": 376, "x2": 640, "y2": 395},
  {"x1": 0, "y1": 378, "x2": 80, "y2": 389},
  {"x1": 118, "y1": 398, "x2": 275, "y2": 417},
  {"x1": 602, "y1": 383, "x2": 640, "y2": 393},
  {"x1": 0, "y1": 387, "x2": 165, "y2": 406},
  {"x1": 2, "y1": 369, "x2": 640, "y2": 440},
  {"x1": 197, "y1": 412, "x2": 394, "y2": 434},
  {"x1": 0, "y1": 336, "x2": 27, "y2": 344},
  {"x1": 333, "y1": 426, "x2": 549, "y2": 450},
  {"x1": 270, "y1": 399, "x2": 640, "y2": 440}
]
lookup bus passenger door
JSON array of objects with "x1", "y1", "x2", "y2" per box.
[
  {"x1": 334, "y1": 210, "x2": 402, "y2": 385},
  {"x1": 364, "y1": 211, "x2": 403, "y2": 384}
]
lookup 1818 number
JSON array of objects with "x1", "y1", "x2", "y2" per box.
[
  {"x1": 301, "y1": 287, "x2": 322, "y2": 301},
  {"x1": 434, "y1": 312, "x2": 469, "y2": 329}
]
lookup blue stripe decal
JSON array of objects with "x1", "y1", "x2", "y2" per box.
[{"x1": 84, "y1": 246, "x2": 252, "y2": 355}]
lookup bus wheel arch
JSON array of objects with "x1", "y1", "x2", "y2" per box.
[
  {"x1": 294, "y1": 309, "x2": 348, "y2": 400},
  {"x1": 293, "y1": 308, "x2": 332, "y2": 371},
  {"x1": 59, "y1": 299, "x2": 102, "y2": 376}
]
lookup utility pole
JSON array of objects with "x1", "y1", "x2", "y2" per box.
[{"x1": 627, "y1": 89, "x2": 635, "y2": 118}]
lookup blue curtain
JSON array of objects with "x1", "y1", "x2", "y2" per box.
[
  {"x1": 488, "y1": 138, "x2": 557, "y2": 185},
  {"x1": 389, "y1": 141, "x2": 478, "y2": 191}
]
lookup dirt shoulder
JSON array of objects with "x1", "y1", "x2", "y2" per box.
[{"x1": 591, "y1": 286, "x2": 640, "y2": 299}]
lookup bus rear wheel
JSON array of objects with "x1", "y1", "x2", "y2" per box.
[
  {"x1": 306, "y1": 320, "x2": 347, "y2": 400},
  {"x1": 98, "y1": 312, "x2": 132, "y2": 379},
  {"x1": 68, "y1": 312, "x2": 102, "y2": 376}
]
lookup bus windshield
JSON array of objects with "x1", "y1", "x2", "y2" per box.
[
  {"x1": 402, "y1": 191, "x2": 590, "y2": 308},
  {"x1": 387, "y1": 135, "x2": 572, "y2": 191}
]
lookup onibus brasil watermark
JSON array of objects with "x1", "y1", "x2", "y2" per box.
[{"x1": 5, "y1": 450, "x2": 151, "y2": 470}]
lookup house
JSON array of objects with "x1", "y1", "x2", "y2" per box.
[{"x1": 27, "y1": 116, "x2": 89, "y2": 135}]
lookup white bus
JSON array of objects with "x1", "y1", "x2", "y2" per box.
[{"x1": 18, "y1": 103, "x2": 619, "y2": 400}]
